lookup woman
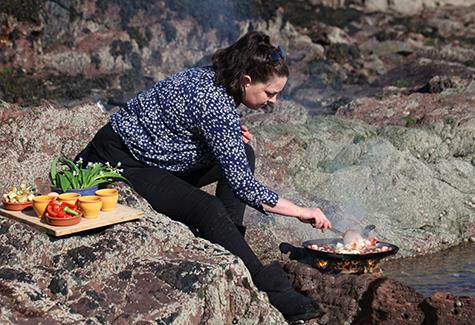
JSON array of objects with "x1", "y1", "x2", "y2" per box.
[{"x1": 76, "y1": 31, "x2": 331, "y2": 322}]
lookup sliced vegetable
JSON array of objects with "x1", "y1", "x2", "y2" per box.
[
  {"x1": 3, "y1": 184, "x2": 36, "y2": 203},
  {"x1": 46, "y1": 200, "x2": 79, "y2": 218}
]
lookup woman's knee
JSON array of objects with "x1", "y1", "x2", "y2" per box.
[
  {"x1": 197, "y1": 195, "x2": 228, "y2": 219},
  {"x1": 244, "y1": 143, "x2": 255, "y2": 173}
]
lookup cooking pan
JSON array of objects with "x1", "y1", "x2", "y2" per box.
[{"x1": 302, "y1": 238, "x2": 399, "y2": 261}]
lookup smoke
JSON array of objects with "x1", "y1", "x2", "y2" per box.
[{"x1": 322, "y1": 197, "x2": 369, "y2": 233}]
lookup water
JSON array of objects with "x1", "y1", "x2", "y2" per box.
[{"x1": 380, "y1": 242, "x2": 475, "y2": 297}]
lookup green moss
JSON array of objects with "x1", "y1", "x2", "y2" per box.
[
  {"x1": 402, "y1": 115, "x2": 418, "y2": 127},
  {"x1": 2, "y1": 66, "x2": 13, "y2": 76},
  {"x1": 261, "y1": 1, "x2": 363, "y2": 31},
  {"x1": 0, "y1": 69, "x2": 113, "y2": 106},
  {"x1": 424, "y1": 38, "x2": 435, "y2": 47},
  {"x1": 127, "y1": 27, "x2": 151, "y2": 49},
  {"x1": 326, "y1": 43, "x2": 360, "y2": 64},
  {"x1": 464, "y1": 60, "x2": 475, "y2": 68},
  {"x1": 0, "y1": 0, "x2": 41, "y2": 24},
  {"x1": 250, "y1": 290, "x2": 260, "y2": 302},
  {"x1": 393, "y1": 79, "x2": 412, "y2": 88},
  {"x1": 444, "y1": 116, "x2": 455, "y2": 125},
  {"x1": 353, "y1": 134, "x2": 366, "y2": 144},
  {"x1": 0, "y1": 69, "x2": 46, "y2": 105}
]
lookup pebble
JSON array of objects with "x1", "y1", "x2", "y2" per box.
[
  {"x1": 456, "y1": 301, "x2": 462, "y2": 307},
  {"x1": 470, "y1": 237, "x2": 475, "y2": 242},
  {"x1": 471, "y1": 196, "x2": 475, "y2": 204}
]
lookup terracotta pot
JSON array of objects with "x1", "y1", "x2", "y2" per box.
[
  {"x1": 58, "y1": 192, "x2": 81, "y2": 205},
  {"x1": 2, "y1": 200, "x2": 32, "y2": 211},
  {"x1": 46, "y1": 212, "x2": 82, "y2": 226},
  {"x1": 95, "y1": 188, "x2": 119, "y2": 211},
  {"x1": 78, "y1": 196, "x2": 102, "y2": 219},
  {"x1": 32, "y1": 195, "x2": 56, "y2": 218}
]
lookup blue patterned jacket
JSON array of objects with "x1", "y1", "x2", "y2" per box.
[{"x1": 110, "y1": 66, "x2": 278, "y2": 211}]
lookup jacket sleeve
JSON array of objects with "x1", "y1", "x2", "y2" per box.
[{"x1": 196, "y1": 97, "x2": 279, "y2": 213}]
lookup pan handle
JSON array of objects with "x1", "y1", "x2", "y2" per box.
[
  {"x1": 362, "y1": 224, "x2": 376, "y2": 238},
  {"x1": 327, "y1": 227, "x2": 345, "y2": 237}
]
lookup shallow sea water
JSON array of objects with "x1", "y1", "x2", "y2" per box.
[{"x1": 380, "y1": 242, "x2": 475, "y2": 297}]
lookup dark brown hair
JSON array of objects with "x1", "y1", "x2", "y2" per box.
[{"x1": 212, "y1": 31, "x2": 289, "y2": 103}]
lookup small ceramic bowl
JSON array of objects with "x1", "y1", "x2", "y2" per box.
[
  {"x1": 2, "y1": 200, "x2": 33, "y2": 211},
  {"x1": 95, "y1": 188, "x2": 119, "y2": 212},
  {"x1": 46, "y1": 211, "x2": 82, "y2": 227},
  {"x1": 58, "y1": 192, "x2": 81, "y2": 206},
  {"x1": 32, "y1": 195, "x2": 56, "y2": 218},
  {"x1": 78, "y1": 196, "x2": 102, "y2": 219}
]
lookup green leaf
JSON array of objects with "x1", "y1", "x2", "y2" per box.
[
  {"x1": 58, "y1": 174, "x2": 72, "y2": 191},
  {"x1": 80, "y1": 168, "x2": 89, "y2": 187},
  {"x1": 83, "y1": 163, "x2": 104, "y2": 187},
  {"x1": 88, "y1": 173, "x2": 131, "y2": 187},
  {"x1": 50, "y1": 156, "x2": 59, "y2": 188},
  {"x1": 60, "y1": 156, "x2": 80, "y2": 175},
  {"x1": 49, "y1": 156, "x2": 130, "y2": 190}
]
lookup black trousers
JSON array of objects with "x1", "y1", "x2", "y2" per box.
[{"x1": 76, "y1": 123, "x2": 263, "y2": 275}]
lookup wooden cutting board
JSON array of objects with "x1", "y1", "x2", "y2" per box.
[{"x1": 0, "y1": 204, "x2": 144, "y2": 237}]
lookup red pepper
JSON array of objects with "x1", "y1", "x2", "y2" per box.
[
  {"x1": 46, "y1": 200, "x2": 79, "y2": 218},
  {"x1": 46, "y1": 200, "x2": 61, "y2": 218},
  {"x1": 57, "y1": 202, "x2": 79, "y2": 218}
]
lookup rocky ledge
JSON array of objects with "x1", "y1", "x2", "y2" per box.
[
  {"x1": 284, "y1": 260, "x2": 475, "y2": 325},
  {"x1": 0, "y1": 100, "x2": 473, "y2": 323}
]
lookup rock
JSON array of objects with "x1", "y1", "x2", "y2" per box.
[
  {"x1": 336, "y1": 91, "x2": 475, "y2": 128},
  {"x1": 1, "y1": 1, "x2": 475, "y2": 322},
  {"x1": 246, "y1": 116, "x2": 475, "y2": 257},
  {"x1": 285, "y1": 260, "x2": 475, "y2": 325},
  {"x1": 353, "y1": 0, "x2": 475, "y2": 14},
  {"x1": 2, "y1": 0, "x2": 475, "y2": 119},
  {"x1": 0, "y1": 102, "x2": 285, "y2": 324},
  {"x1": 420, "y1": 292, "x2": 475, "y2": 324},
  {"x1": 1, "y1": 91, "x2": 471, "y2": 323}
]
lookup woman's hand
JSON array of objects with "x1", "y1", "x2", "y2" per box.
[
  {"x1": 262, "y1": 198, "x2": 331, "y2": 230},
  {"x1": 298, "y1": 207, "x2": 332, "y2": 230},
  {"x1": 241, "y1": 125, "x2": 254, "y2": 144}
]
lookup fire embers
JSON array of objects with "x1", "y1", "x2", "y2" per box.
[{"x1": 315, "y1": 258, "x2": 379, "y2": 274}]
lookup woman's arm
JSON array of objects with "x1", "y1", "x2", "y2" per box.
[{"x1": 262, "y1": 197, "x2": 332, "y2": 230}]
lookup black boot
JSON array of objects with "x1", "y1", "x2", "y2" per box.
[{"x1": 252, "y1": 262, "x2": 325, "y2": 322}]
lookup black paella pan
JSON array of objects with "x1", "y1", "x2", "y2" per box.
[{"x1": 301, "y1": 238, "x2": 399, "y2": 273}]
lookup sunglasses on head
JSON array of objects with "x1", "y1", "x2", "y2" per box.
[{"x1": 269, "y1": 46, "x2": 285, "y2": 63}]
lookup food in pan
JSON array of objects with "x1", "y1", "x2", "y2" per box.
[{"x1": 308, "y1": 236, "x2": 392, "y2": 255}]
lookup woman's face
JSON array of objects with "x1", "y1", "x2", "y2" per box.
[{"x1": 241, "y1": 74, "x2": 288, "y2": 110}]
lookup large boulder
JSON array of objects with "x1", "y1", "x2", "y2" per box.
[
  {"x1": 0, "y1": 101, "x2": 285, "y2": 324},
  {"x1": 242, "y1": 108, "x2": 475, "y2": 258},
  {"x1": 0, "y1": 95, "x2": 473, "y2": 323}
]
